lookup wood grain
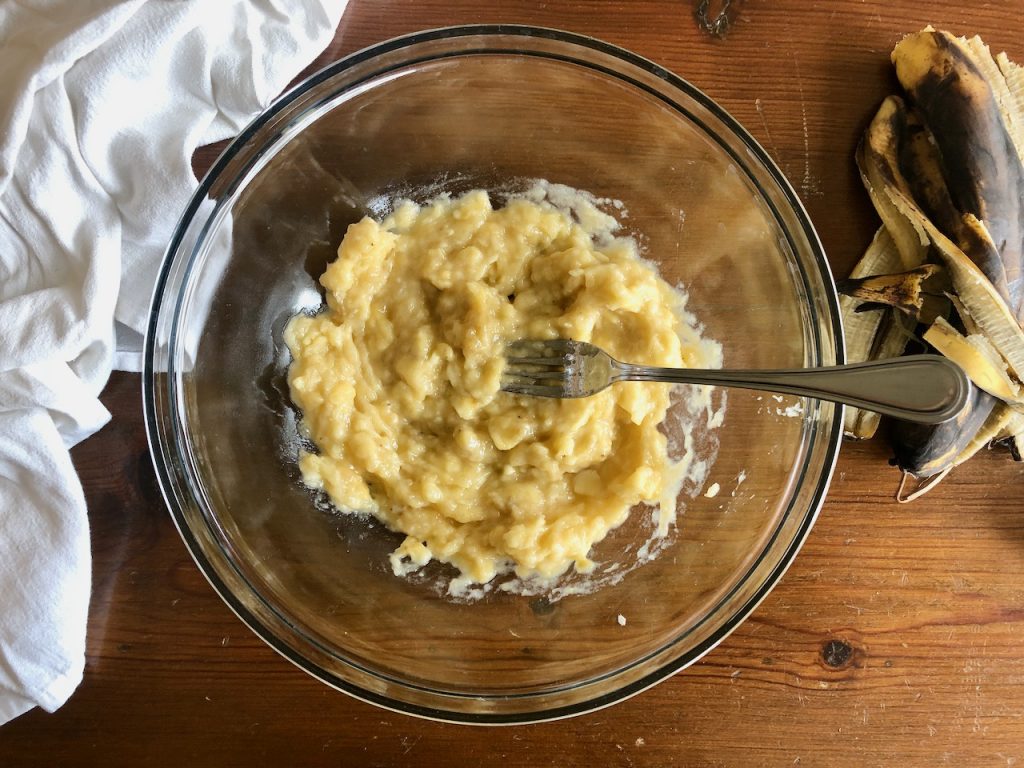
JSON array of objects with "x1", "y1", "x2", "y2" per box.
[{"x1": 3, "y1": 1, "x2": 1024, "y2": 765}]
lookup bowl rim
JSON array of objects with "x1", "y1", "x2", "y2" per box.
[{"x1": 144, "y1": 23, "x2": 845, "y2": 725}]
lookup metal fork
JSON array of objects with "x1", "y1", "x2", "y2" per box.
[{"x1": 501, "y1": 339, "x2": 971, "y2": 424}]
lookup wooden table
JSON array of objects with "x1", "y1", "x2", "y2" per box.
[{"x1": 3, "y1": 1, "x2": 1023, "y2": 765}]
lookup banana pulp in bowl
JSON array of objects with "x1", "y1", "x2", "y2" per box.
[{"x1": 145, "y1": 26, "x2": 843, "y2": 723}]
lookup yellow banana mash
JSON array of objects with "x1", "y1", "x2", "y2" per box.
[{"x1": 284, "y1": 186, "x2": 719, "y2": 588}]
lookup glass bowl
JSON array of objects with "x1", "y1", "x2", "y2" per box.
[{"x1": 145, "y1": 25, "x2": 842, "y2": 723}]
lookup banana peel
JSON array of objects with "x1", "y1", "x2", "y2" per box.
[
  {"x1": 841, "y1": 28, "x2": 1024, "y2": 495},
  {"x1": 856, "y1": 96, "x2": 930, "y2": 272},
  {"x1": 889, "y1": 386, "x2": 997, "y2": 480},
  {"x1": 843, "y1": 98, "x2": 929, "y2": 440},
  {"x1": 997, "y1": 412, "x2": 1024, "y2": 460},
  {"x1": 922, "y1": 316, "x2": 1020, "y2": 401},
  {"x1": 855, "y1": 94, "x2": 1003, "y2": 470},
  {"x1": 838, "y1": 264, "x2": 946, "y2": 320},
  {"x1": 838, "y1": 227, "x2": 920, "y2": 439},
  {"x1": 893, "y1": 29, "x2": 1024, "y2": 315}
]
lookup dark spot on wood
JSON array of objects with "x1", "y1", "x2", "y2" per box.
[
  {"x1": 822, "y1": 639, "x2": 853, "y2": 668},
  {"x1": 530, "y1": 597, "x2": 555, "y2": 616},
  {"x1": 761, "y1": 657, "x2": 773, "y2": 665},
  {"x1": 507, "y1": 293, "x2": 516, "y2": 302},
  {"x1": 118, "y1": 643, "x2": 132, "y2": 653},
  {"x1": 884, "y1": 659, "x2": 893, "y2": 668},
  {"x1": 694, "y1": 0, "x2": 738, "y2": 38}
]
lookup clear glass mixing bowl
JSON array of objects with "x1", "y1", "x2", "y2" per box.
[{"x1": 145, "y1": 25, "x2": 843, "y2": 723}]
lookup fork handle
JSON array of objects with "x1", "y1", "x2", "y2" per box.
[{"x1": 615, "y1": 355, "x2": 972, "y2": 425}]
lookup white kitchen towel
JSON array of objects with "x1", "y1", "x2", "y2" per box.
[{"x1": 0, "y1": 0, "x2": 347, "y2": 725}]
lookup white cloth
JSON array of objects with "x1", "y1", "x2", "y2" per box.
[{"x1": 0, "y1": 0, "x2": 347, "y2": 725}]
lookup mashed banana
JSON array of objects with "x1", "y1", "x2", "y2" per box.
[{"x1": 285, "y1": 186, "x2": 718, "y2": 588}]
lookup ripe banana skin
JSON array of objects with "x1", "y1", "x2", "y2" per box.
[
  {"x1": 892, "y1": 29, "x2": 1024, "y2": 319},
  {"x1": 841, "y1": 28, "x2": 1024, "y2": 492},
  {"x1": 836, "y1": 264, "x2": 943, "y2": 319}
]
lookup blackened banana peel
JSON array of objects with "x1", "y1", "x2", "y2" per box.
[{"x1": 842, "y1": 28, "x2": 1024, "y2": 498}]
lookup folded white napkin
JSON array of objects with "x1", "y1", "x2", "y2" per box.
[{"x1": 0, "y1": 0, "x2": 347, "y2": 725}]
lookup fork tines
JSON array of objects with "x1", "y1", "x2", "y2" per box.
[{"x1": 501, "y1": 339, "x2": 576, "y2": 397}]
